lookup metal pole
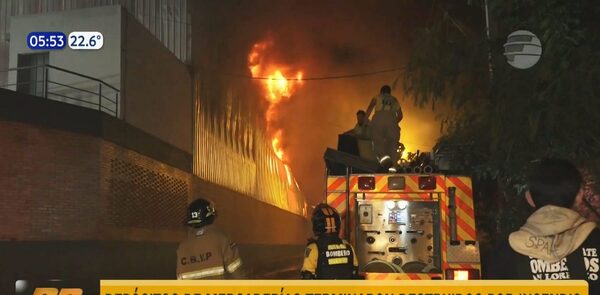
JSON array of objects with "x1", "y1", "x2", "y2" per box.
[
  {"x1": 448, "y1": 187, "x2": 458, "y2": 244},
  {"x1": 485, "y1": 0, "x2": 493, "y2": 81},
  {"x1": 345, "y1": 165, "x2": 351, "y2": 241}
]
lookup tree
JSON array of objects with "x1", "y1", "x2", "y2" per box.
[{"x1": 403, "y1": 0, "x2": 600, "y2": 241}]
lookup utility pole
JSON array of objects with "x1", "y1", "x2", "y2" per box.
[{"x1": 485, "y1": 0, "x2": 493, "y2": 81}]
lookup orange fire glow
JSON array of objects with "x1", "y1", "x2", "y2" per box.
[
  {"x1": 248, "y1": 39, "x2": 303, "y2": 187},
  {"x1": 284, "y1": 164, "x2": 293, "y2": 186},
  {"x1": 271, "y1": 130, "x2": 285, "y2": 160},
  {"x1": 248, "y1": 42, "x2": 269, "y2": 77},
  {"x1": 268, "y1": 71, "x2": 285, "y2": 102}
]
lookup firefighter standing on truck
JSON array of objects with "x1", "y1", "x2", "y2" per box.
[
  {"x1": 176, "y1": 198, "x2": 244, "y2": 279},
  {"x1": 365, "y1": 85, "x2": 402, "y2": 172},
  {"x1": 301, "y1": 203, "x2": 359, "y2": 279}
]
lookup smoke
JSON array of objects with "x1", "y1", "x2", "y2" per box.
[{"x1": 193, "y1": 0, "x2": 443, "y2": 205}]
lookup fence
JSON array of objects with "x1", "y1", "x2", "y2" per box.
[{"x1": 1, "y1": 64, "x2": 120, "y2": 117}]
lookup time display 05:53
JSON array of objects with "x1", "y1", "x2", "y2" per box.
[{"x1": 27, "y1": 32, "x2": 67, "y2": 50}]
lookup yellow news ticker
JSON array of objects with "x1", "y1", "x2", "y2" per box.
[{"x1": 100, "y1": 280, "x2": 588, "y2": 295}]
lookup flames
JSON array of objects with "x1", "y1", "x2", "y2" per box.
[
  {"x1": 271, "y1": 129, "x2": 284, "y2": 160},
  {"x1": 248, "y1": 39, "x2": 303, "y2": 186},
  {"x1": 266, "y1": 70, "x2": 302, "y2": 102}
]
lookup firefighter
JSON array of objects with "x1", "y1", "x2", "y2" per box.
[
  {"x1": 301, "y1": 203, "x2": 360, "y2": 279},
  {"x1": 365, "y1": 85, "x2": 402, "y2": 172},
  {"x1": 345, "y1": 110, "x2": 371, "y2": 140},
  {"x1": 176, "y1": 198, "x2": 244, "y2": 279}
]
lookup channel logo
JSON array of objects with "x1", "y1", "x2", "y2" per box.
[
  {"x1": 31, "y1": 288, "x2": 82, "y2": 295},
  {"x1": 15, "y1": 280, "x2": 90, "y2": 295}
]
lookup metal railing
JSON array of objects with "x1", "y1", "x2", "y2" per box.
[{"x1": 0, "y1": 64, "x2": 120, "y2": 117}]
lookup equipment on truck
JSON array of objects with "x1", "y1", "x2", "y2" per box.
[{"x1": 323, "y1": 137, "x2": 481, "y2": 280}]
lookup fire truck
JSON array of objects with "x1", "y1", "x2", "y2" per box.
[{"x1": 323, "y1": 135, "x2": 480, "y2": 280}]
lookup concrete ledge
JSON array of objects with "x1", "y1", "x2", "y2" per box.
[{"x1": 0, "y1": 88, "x2": 191, "y2": 172}]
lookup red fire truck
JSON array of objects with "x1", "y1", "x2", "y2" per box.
[{"x1": 323, "y1": 137, "x2": 480, "y2": 280}]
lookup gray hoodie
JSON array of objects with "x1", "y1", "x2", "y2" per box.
[{"x1": 509, "y1": 205, "x2": 597, "y2": 263}]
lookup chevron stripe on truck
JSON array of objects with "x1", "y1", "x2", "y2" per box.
[{"x1": 326, "y1": 174, "x2": 480, "y2": 280}]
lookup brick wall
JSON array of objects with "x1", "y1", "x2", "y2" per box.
[
  {"x1": 0, "y1": 120, "x2": 309, "y2": 244},
  {"x1": 0, "y1": 121, "x2": 102, "y2": 240},
  {"x1": 0, "y1": 106, "x2": 310, "y2": 290},
  {"x1": 0, "y1": 120, "x2": 190, "y2": 241}
]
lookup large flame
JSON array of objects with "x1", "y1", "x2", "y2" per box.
[
  {"x1": 271, "y1": 129, "x2": 285, "y2": 160},
  {"x1": 248, "y1": 42, "x2": 269, "y2": 77},
  {"x1": 248, "y1": 39, "x2": 303, "y2": 186},
  {"x1": 248, "y1": 40, "x2": 303, "y2": 160},
  {"x1": 266, "y1": 70, "x2": 303, "y2": 103}
]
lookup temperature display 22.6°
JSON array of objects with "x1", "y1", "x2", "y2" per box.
[{"x1": 68, "y1": 31, "x2": 104, "y2": 50}]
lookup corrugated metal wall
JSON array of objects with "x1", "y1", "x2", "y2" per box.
[
  {"x1": 0, "y1": 0, "x2": 191, "y2": 85},
  {"x1": 193, "y1": 74, "x2": 307, "y2": 217}
]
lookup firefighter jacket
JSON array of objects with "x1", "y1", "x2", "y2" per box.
[
  {"x1": 353, "y1": 120, "x2": 372, "y2": 140},
  {"x1": 301, "y1": 234, "x2": 359, "y2": 279},
  {"x1": 176, "y1": 225, "x2": 244, "y2": 279},
  {"x1": 372, "y1": 93, "x2": 401, "y2": 121},
  {"x1": 485, "y1": 205, "x2": 599, "y2": 295}
]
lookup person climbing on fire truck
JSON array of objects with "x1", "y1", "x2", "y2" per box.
[
  {"x1": 344, "y1": 110, "x2": 371, "y2": 140},
  {"x1": 365, "y1": 85, "x2": 402, "y2": 172},
  {"x1": 176, "y1": 198, "x2": 245, "y2": 279},
  {"x1": 301, "y1": 203, "x2": 360, "y2": 279}
]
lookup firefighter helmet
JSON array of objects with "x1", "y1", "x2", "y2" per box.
[
  {"x1": 311, "y1": 203, "x2": 341, "y2": 235},
  {"x1": 186, "y1": 198, "x2": 216, "y2": 228}
]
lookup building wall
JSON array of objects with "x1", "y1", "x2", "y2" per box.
[
  {"x1": 0, "y1": 42, "x2": 7, "y2": 87},
  {"x1": 192, "y1": 176, "x2": 311, "y2": 246},
  {"x1": 6, "y1": 5, "x2": 193, "y2": 153},
  {"x1": 0, "y1": 0, "x2": 191, "y2": 88},
  {"x1": 122, "y1": 9, "x2": 192, "y2": 154},
  {"x1": 190, "y1": 1, "x2": 309, "y2": 217},
  {"x1": 3, "y1": 1, "x2": 308, "y2": 217},
  {"x1": 0, "y1": 77, "x2": 310, "y2": 289},
  {"x1": 192, "y1": 73, "x2": 308, "y2": 217},
  {"x1": 8, "y1": 6, "x2": 122, "y2": 114},
  {"x1": 0, "y1": 120, "x2": 189, "y2": 242},
  {"x1": 0, "y1": 89, "x2": 309, "y2": 245},
  {"x1": 0, "y1": 119, "x2": 307, "y2": 243},
  {"x1": 0, "y1": 120, "x2": 102, "y2": 241}
]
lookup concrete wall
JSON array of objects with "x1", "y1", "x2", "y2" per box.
[
  {"x1": 0, "y1": 0, "x2": 192, "y2": 97},
  {"x1": 7, "y1": 5, "x2": 193, "y2": 153},
  {"x1": 0, "y1": 42, "x2": 8, "y2": 87},
  {"x1": 122, "y1": 10, "x2": 193, "y2": 154},
  {"x1": 8, "y1": 6, "x2": 122, "y2": 114},
  {"x1": 196, "y1": 179, "x2": 311, "y2": 245}
]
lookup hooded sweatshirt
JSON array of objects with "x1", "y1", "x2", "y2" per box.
[
  {"x1": 485, "y1": 205, "x2": 600, "y2": 295},
  {"x1": 509, "y1": 205, "x2": 597, "y2": 262}
]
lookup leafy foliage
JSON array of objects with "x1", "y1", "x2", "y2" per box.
[{"x1": 403, "y1": 0, "x2": 600, "y2": 240}]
